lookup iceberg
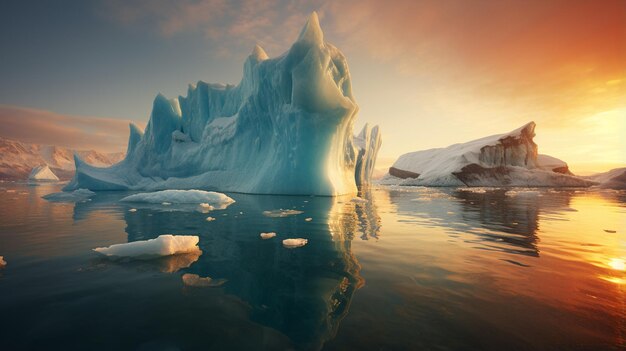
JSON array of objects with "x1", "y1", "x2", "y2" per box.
[
  {"x1": 120, "y1": 189, "x2": 234, "y2": 209},
  {"x1": 587, "y1": 167, "x2": 626, "y2": 189},
  {"x1": 382, "y1": 122, "x2": 595, "y2": 187},
  {"x1": 64, "y1": 12, "x2": 380, "y2": 196},
  {"x1": 28, "y1": 165, "x2": 59, "y2": 181},
  {"x1": 43, "y1": 188, "x2": 96, "y2": 202},
  {"x1": 260, "y1": 232, "x2": 277, "y2": 239},
  {"x1": 282, "y1": 238, "x2": 308, "y2": 248},
  {"x1": 93, "y1": 234, "x2": 200, "y2": 260}
]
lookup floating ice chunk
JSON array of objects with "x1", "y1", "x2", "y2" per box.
[
  {"x1": 350, "y1": 197, "x2": 368, "y2": 203},
  {"x1": 458, "y1": 188, "x2": 488, "y2": 193},
  {"x1": 129, "y1": 208, "x2": 137, "y2": 212},
  {"x1": 505, "y1": 190, "x2": 541, "y2": 197},
  {"x1": 260, "y1": 232, "x2": 277, "y2": 239},
  {"x1": 93, "y1": 234, "x2": 200, "y2": 260},
  {"x1": 305, "y1": 218, "x2": 313, "y2": 222},
  {"x1": 263, "y1": 209, "x2": 304, "y2": 217},
  {"x1": 43, "y1": 189, "x2": 95, "y2": 202},
  {"x1": 121, "y1": 190, "x2": 235, "y2": 209},
  {"x1": 182, "y1": 273, "x2": 227, "y2": 287},
  {"x1": 206, "y1": 216, "x2": 216, "y2": 221},
  {"x1": 28, "y1": 165, "x2": 59, "y2": 181},
  {"x1": 282, "y1": 238, "x2": 308, "y2": 248},
  {"x1": 162, "y1": 202, "x2": 171, "y2": 206},
  {"x1": 199, "y1": 203, "x2": 214, "y2": 210},
  {"x1": 0, "y1": 256, "x2": 5, "y2": 267}
]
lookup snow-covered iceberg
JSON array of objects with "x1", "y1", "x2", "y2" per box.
[
  {"x1": 93, "y1": 234, "x2": 200, "y2": 260},
  {"x1": 28, "y1": 165, "x2": 59, "y2": 181},
  {"x1": 64, "y1": 12, "x2": 380, "y2": 196},
  {"x1": 382, "y1": 122, "x2": 594, "y2": 187}
]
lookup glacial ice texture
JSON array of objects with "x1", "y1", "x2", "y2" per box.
[{"x1": 65, "y1": 12, "x2": 380, "y2": 196}]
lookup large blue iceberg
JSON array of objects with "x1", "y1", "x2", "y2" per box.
[{"x1": 65, "y1": 13, "x2": 381, "y2": 195}]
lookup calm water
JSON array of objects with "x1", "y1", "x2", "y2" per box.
[{"x1": 0, "y1": 183, "x2": 625, "y2": 350}]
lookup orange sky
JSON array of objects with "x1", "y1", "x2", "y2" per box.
[{"x1": 1, "y1": 0, "x2": 624, "y2": 174}]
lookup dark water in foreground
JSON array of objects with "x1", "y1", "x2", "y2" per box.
[{"x1": 0, "y1": 183, "x2": 625, "y2": 350}]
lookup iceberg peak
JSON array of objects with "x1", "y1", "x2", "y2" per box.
[
  {"x1": 250, "y1": 44, "x2": 269, "y2": 61},
  {"x1": 298, "y1": 11, "x2": 324, "y2": 46},
  {"x1": 64, "y1": 13, "x2": 381, "y2": 195}
]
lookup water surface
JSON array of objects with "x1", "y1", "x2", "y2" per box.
[{"x1": 0, "y1": 183, "x2": 624, "y2": 350}]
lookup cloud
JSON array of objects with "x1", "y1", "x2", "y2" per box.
[
  {"x1": 0, "y1": 105, "x2": 142, "y2": 152},
  {"x1": 100, "y1": 0, "x2": 325, "y2": 54}
]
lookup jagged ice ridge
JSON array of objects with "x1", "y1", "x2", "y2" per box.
[{"x1": 65, "y1": 13, "x2": 381, "y2": 196}]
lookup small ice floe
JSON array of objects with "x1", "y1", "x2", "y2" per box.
[
  {"x1": 161, "y1": 202, "x2": 172, "y2": 206},
  {"x1": 93, "y1": 234, "x2": 200, "y2": 260},
  {"x1": 282, "y1": 238, "x2": 308, "y2": 248},
  {"x1": 305, "y1": 218, "x2": 313, "y2": 222},
  {"x1": 410, "y1": 197, "x2": 432, "y2": 202},
  {"x1": 260, "y1": 232, "x2": 277, "y2": 239},
  {"x1": 121, "y1": 190, "x2": 235, "y2": 209},
  {"x1": 206, "y1": 217, "x2": 216, "y2": 221},
  {"x1": 505, "y1": 190, "x2": 541, "y2": 197},
  {"x1": 457, "y1": 188, "x2": 487, "y2": 194},
  {"x1": 42, "y1": 189, "x2": 95, "y2": 202},
  {"x1": 182, "y1": 273, "x2": 227, "y2": 288},
  {"x1": 604, "y1": 229, "x2": 617, "y2": 233},
  {"x1": 350, "y1": 197, "x2": 368, "y2": 203},
  {"x1": 0, "y1": 256, "x2": 6, "y2": 267},
  {"x1": 128, "y1": 208, "x2": 137, "y2": 212},
  {"x1": 263, "y1": 209, "x2": 304, "y2": 217},
  {"x1": 199, "y1": 203, "x2": 214, "y2": 210}
]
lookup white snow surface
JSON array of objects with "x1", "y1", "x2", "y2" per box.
[
  {"x1": 94, "y1": 234, "x2": 200, "y2": 259},
  {"x1": 120, "y1": 190, "x2": 235, "y2": 208},
  {"x1": 28, "y1": 165, "x2": 59, "y2": 181},
  {"x1": 43, "y1": 188, "x2": 96, "y2": 202},
  {"x1": 382, "y1": 122, "x2": 594, "y2": 187},
  {"x1": 64, "y1": 12, "x2": 380, "y2": 196}
]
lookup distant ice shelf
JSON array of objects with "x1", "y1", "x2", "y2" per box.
[{"x1": 64, "y1": 12, "x2": 381, "y2": 196}]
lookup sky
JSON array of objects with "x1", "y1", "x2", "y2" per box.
[{"x1": 0, "y1": 0, "x2": 624, "y2": 174}]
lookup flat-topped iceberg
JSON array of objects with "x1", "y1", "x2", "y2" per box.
[
  {"x1": 382, "y1": 122, "x2": 594, "y2": 187},
  {"x1": 93, "y1": 234, "x2": 201, "y2": 260},
  {"x1": 120, "y1": 189, "x2": 235, "y2": 208},
  {"x1": 43, "y1": 188, "x2": 95, "y2": 202},
  {"x1": 64, "y1": 12, "x2": 380, "y2": 196}
]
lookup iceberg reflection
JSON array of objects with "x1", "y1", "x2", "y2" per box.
[{"x1": 71, "y1": 189, "x2": 381, "y2": 350}]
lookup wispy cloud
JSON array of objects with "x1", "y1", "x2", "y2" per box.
[
  {"x1": 0, "y1": 105, "x2": 142, "y2": 152},
  {"x1": 100, "y1": 0, "x2": 325, "y2": 54}
]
